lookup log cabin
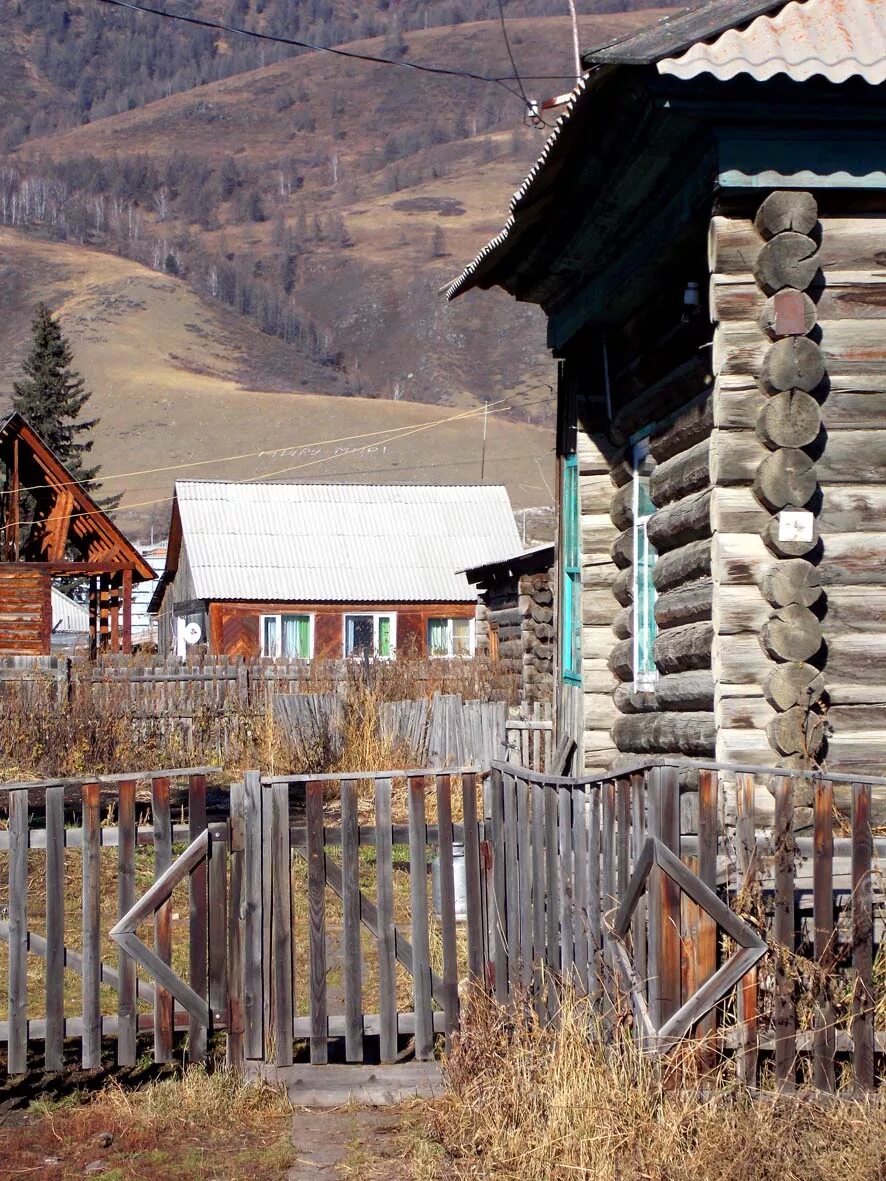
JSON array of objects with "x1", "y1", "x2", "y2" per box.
[
  {"x1": 149, "y1": 480, "x2": 522, "y2": 659},
  {"x1": 448, "y1": 0, "x2": 886, "y2": 778},
  {"x1": 0, "y1": 412, "x2": 154, "y2": 656}
]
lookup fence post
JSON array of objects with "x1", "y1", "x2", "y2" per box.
[
  {"x1": 188, "y1": 773, "x2": 208, "y2": 1063},
  {"x1": 7, "y1": 789, "x2": 29, "y2": 1076},
  {"x1": 813, "y1": 777, "x2": 836, "y2": 1093},
  {"x1": 271, "y1": 781, "x2": 294, "y2": 1067},
  {"x1": 243, "y1": 770, "x2": 265, "y2": 1062},
  {"x1": 489, "y1": 766, "x2": 509, "y2": 1005},
  {"x1": 648, "y1": 765, "x2": 680, "y2": 1030},
  {"x1": 773, "y1": 775, "x2": 796, "y2": 1089},
  {"x1": 851, "y1": 780, "x2": 874, "y2": 1091},
  {"x1": 152, "y1": 776, "x2": 174, "y2": 1063},
  {"x1": 226, "y1": 781, "x2": 246, "y2": 1069}
]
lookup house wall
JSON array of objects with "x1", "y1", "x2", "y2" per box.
[
  {"x1": 708, "y1": 196, "x2": 886, "y2": 775},
  {"x1": 474, "y1": 567, "x2": 555, "y2": 704},
  {"x1": 205, "y1": 600, "x2": 476, "y2": 659},
  {"x1": 0, "y1": 565, "x2": 51, "y2": 655}
]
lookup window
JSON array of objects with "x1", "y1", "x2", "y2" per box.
[
  {"x1": 343, "y1": 613, "x2": 396, "y2": 659},
  {"x1": 261, "y1": 613, "x2": 313, "y2": 659},
  {"x1": 632, "y1": 442, "x2": 658, "y2": 692},
  {"x1": 561, "y1": 453, "x2": 582, "y2": 684},
  {"x1": 428, "y1": 617, "x2": 475, "y2": 657}
]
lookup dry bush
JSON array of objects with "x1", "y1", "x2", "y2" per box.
[{"x1": 419, "y1": 986, "x2": 886, "y2": 1181}]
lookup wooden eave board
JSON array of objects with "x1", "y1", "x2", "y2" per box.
[{"x1": 0, "y1": 413, "x2": 152, "y2": 581}]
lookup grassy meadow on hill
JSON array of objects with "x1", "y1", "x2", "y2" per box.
[{"x1": 0, "y1": 228, "x2": 554, "y2": 537}]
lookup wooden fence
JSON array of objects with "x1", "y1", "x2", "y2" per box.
[{"x1": 2, "y1": 756, "x2": 882, "y2": 1091}]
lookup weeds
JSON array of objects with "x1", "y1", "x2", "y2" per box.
[{"x1": 414, "y1": 985, "x2": 886, "y2": 1181}]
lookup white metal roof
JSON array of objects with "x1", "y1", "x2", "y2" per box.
[
  {"x1": 658, "y1": 0, "x2": 886, "y2": 84},
  {"x1": 174, "y1": 481, "x2": 522, "y2": 603},
  {"x1": 51, "y1": 587, "x2": 89, "y2": 633}
]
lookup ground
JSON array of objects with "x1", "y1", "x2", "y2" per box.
[{"x1": 289, "y1": 1107, "x2": 414, "y2": 1180}]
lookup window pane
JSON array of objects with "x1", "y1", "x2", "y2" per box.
[
  {"x1": 378, "y1": 615, "x2": 392, "y2": 657},
  {"x1": 452, "y1": 618, "x2": 472, "y2": 656},
  {"x1": 428, "y1": 618, "x2": 449, "y2": 656},
  {"x1": 262, "y1": 616, "x2": 278, "y2": 657},
  {"x1": 281, "y1": 614, "x2": 310, "y2": 658},
  {"x1": 345, "y1": 615, "x2": 373, "y2": 656}
]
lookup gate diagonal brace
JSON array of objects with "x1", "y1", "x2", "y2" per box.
[
  {"x1": 293, "y1": 849, "x2": 446, "y2": 1008},
  {"x1": 603, "y1": 837, "x2": 767, "y2": 1053},
  {"x1": 110, "y1": 828, "x2": 212, "y2": 1026}
]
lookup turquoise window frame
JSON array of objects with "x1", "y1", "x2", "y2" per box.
[{"x1": 561, "y1": 454, "x2": 582, "y2": 685}]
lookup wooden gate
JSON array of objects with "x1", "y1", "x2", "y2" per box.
[{"x1": 230, "y1": 769, "x2": 490, "y2": 1068}]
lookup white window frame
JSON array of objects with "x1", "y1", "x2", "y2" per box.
[
  {"x1": 427, "y1": 616, "x2": 476, "y2": 658},
  {"x1": 260, "y1": 612, "x2": 314, "y2": 659},
  {"x1": 342, "y1": 612, "x2": 397, "y2": 659},
  {"x1": 632, "y1": 440, "x2": 658, "y2": 693}
]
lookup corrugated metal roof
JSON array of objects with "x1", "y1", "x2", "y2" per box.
[
  {"x1": 175, "y1": 481, "x2": 522, "y2": 603},
  {"x1": 51, "y1": 587, "x2": 89, "y2": 633},
  {"x1": 659, "y1": 0, "x2": 886, "y2": 83}
]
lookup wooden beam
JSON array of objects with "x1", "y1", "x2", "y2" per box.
[{"x1": 122, "y1": 568, "x2": 132, "y2": 654}]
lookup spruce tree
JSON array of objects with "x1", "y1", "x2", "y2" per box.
[{"x1": 12, "y1": 303, "x2": 106, "y2": 495}]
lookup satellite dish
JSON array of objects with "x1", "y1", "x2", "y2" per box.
[{"x1": 183, "y1": 622, "x2": 202, "y2": 645}]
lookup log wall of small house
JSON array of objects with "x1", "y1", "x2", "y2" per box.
[
  {"x1": 570, "y1": 272, "x2": 716, "y2": 771},
  {"x1": 475, "y1": 569, "x2": 555, "y2": 704},
  {"x1": 708, "y1": 195, "x2": 886, "y2": 775},
  {"x1": 0, "y1": 566, "x2": 51, "y2": 655}
]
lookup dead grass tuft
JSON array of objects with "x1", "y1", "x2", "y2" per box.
[
  {"x1": 412, "y1": 986, "x2": 886, "y2": 1181},
  {"x1": 1, "y1": 1065, "x2": 294, "y2": 1180}
]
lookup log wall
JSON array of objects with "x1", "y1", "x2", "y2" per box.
[
  {"x1": 0, "y1": 565, "x2": 51, "y2": 655},
  {"x1": 474, "y1": 568, "x2": 555, "y2": 704},
  {"x1": 710, "y1": 201, "x2": 886, "y2": 775}
]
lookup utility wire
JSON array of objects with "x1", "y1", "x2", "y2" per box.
[
  {"x1": 494, "y1": 0, "x2": 531, "y2": 110},
  {"x1": 91, "y1": 0, "x2": 580, "y2": 111},
  {"x1": 8, "y1": 396, "x2": 552, "y2": 530}
]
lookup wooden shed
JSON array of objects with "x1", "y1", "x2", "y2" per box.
[
  {"x1": 464, "y1": 544, "x2": 555, "y2": 705},
  {"x1": 0, "y1": 412, "x2": 153, "y2": 655},
  {"x1": 149, "y1": 480, "x2": 522, "y2": 659},
  {"x1": 449, "y1": 0, "x2": 886, "y2": 776}
]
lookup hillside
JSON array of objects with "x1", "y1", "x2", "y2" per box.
[
  {"x1": 6, "y1": 11, "x2": 669, "y2": 408},
  {"x1": 0, "y1": 228, "x2": 555, "y2": 538}
]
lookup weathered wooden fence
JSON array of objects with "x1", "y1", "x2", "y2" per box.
[
  {"x1": 2, "y1": 756, "x2": 882, "y2": 1091},
  {"x1": 487, "y1": 760, "x2": 885, "y2": 1091}
]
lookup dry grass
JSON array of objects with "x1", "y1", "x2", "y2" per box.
[
  {"x1": 408, "y1": 986, "x2": 886, "y2": 1181},
  {"x1": 0, "y1": 1065, "x2": 294, "y2": 1180}
]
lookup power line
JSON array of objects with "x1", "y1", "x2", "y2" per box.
[
  {"x1": 495, "y1": 0, "x2": 531, "y2": 111},
  {"x1": 91, "y1": 0, "x2": 581, "y2": 111}
]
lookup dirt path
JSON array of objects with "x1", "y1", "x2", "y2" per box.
[{"x1": 288, "y1": 1108, "x2": 414, "y2": 1180}]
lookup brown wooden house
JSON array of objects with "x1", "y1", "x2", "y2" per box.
[
  {"x1": 149, "y1": 480, "x2": 522, "y2": 659},
  {"x1": 0, "y1": 412, "x2": 154, "y2": 655},
  {"x1": 449, "y1": 0, "x2": 886, "y2": 778}
]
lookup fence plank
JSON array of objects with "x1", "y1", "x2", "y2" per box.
[
  {"x1": 648, "y1": 767, "x2": 681, "y2": 1028},
  {"x1": 7, "y1": 789, "x2": 28, "y2": 1076},
  {"x1": 188, "y1": 773, "x2": 208, "y2": 1063},
  {"x1": 272, "y1": 782, "x2": 294, "y2": 1067},
  {"x1": 530, "y1": 781, "x2": 546, "y2": 1017},
  {"x1": 558, "y1": 785, "x2": 574, "y2": 983},
  {"x1": 630, "y1": 774, "x2": 647, "y2": 1012},
  {"x1": 306, "y1": 779, "x2": 328, "y2": 1064},
  {"x1": 375, "y1": 778, "x2": 398, "y2": 1064},
  {"x1": 814, "y1": 778, "x2": 836, "y2": 1093},
  {"x1": 116, "y1": 779, "x2": 137, "y2": 1068},
  {"x1": 461, "y1": 773, "x2": 484, "y2": 984},
  {"x1": 261, "y1": 779, "x2": 273, "y2": 1057},
  {"x1": 227, "y1": 781, "x2": 245, "y2": 1069},
  {"x1": 208, "y1": 823, "x2": 228, "y2": 1038},
  {"x1": 696, "y1": 770, "x2": 718, "y2": 1051},
  {"x1": 243, "y1": 771, "x2": 264, "y2": 1061},
  {"x1": 588, "y1": 786, "x2": 602, "y2": 1008},
  {"x1": 572, "y1": 787, "x2": 589, "y2": 996},
  {"x1": 516, "y1": 775, "x2": 533, "y2": 992},
  {"x1": 851, "y1": 780, "x2": 874, "y2": 1092},
  {"x1": 408, "y1": 775, "x2": 434, "y2": 1060},
  {"x1": 82, "y1": 782, "x2": 102, "y2": 1070},
  {"x1": 602, "y1": 781, "x2": 616, "y2": 914},
  {"x1": 152, "y1": 776, "x2": 174, "y2": 1063},
  {"x1": 735, "y1": 773, "x2": 758, "y2": 1087},
  {"x1": 503, "y1": 770, "x2": 519, "y2": 1000},
  {"x1": 544, "y1": 780, "x2": 560, "y2": 1020},
  {"x1": 773, "y1": 776, "x2": 796, "y2": 1089},
  {"x1": 341, "y1": 778, "x2": 363, "y2": 1063},
  {"x1": 436, "y1": 774, "x2": 460, "y2": 1049},
  {"x1": 616, "y1": 779, "x2": 630, "y2": 901},
  {"x1": 489, "y1": 767, "x2": 508, "y2": 1005},
  {"x1": 44, "y1": 785, "x2": 65, "y2": 1073}
]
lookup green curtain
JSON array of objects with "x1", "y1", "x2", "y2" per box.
[{"x1": 378, "y1": 615, "x2": 392, "y2": 657}]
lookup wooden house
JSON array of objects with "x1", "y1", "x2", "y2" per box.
[
  {"x1": 149, "y1": 480, "x2": 522, "y2": 659},
  {"x1": 464, "y1": 543, "x2": 555, "y2": 705},
  {"x1": 448, "y1": 0, "x2": 886, "y2": 777},
  {"x1": 0, "y1": 412, "x2": 153, "y2": 656}
]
